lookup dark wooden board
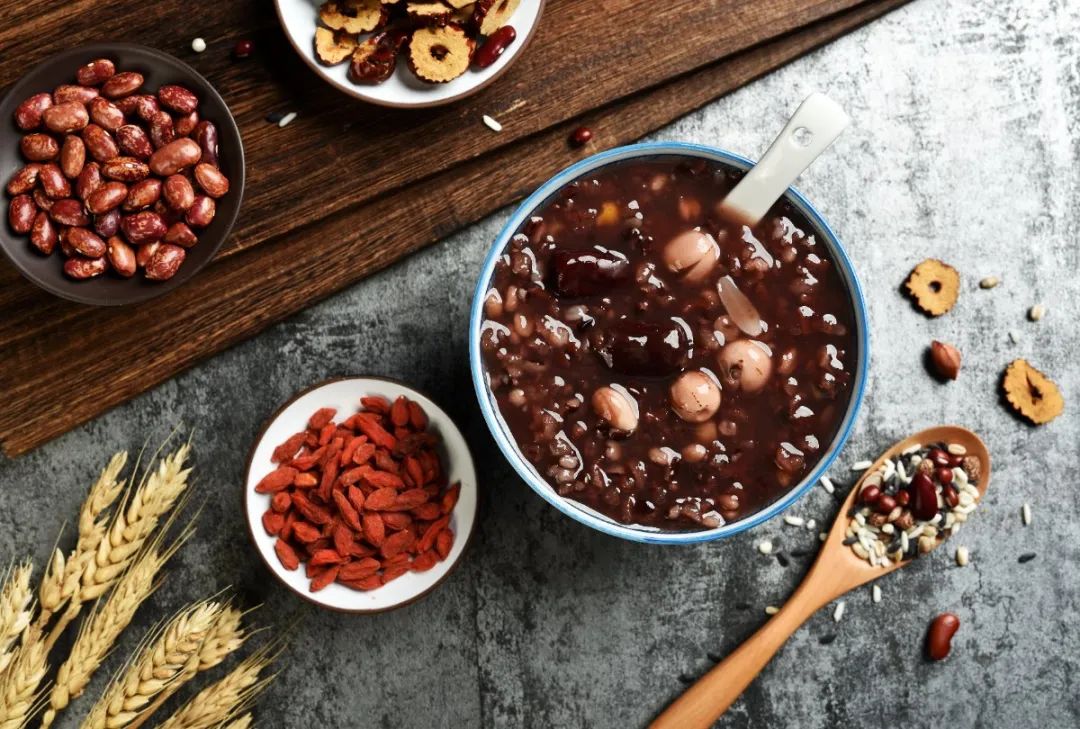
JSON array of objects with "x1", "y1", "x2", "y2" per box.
[{"x1": 0, "y1": 0, "x2": 908, "y2": 455}]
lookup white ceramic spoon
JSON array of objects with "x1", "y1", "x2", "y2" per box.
[{"x1": 717, "y1": 92, "x2": 850, "y2": 226}]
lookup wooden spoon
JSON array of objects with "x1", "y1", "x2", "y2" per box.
[{"x1": 650, "y1": 425, "x2": 991, "y2": 729}]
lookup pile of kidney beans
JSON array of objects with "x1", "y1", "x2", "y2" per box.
[{"x1": 6, "y1": 57, "x2": 228, "y2": 281}]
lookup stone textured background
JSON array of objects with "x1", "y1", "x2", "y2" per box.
[{"x1": 2, "y1": 0, "x2": 1078, "y2": 726}]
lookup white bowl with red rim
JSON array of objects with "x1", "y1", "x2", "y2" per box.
[
  {"x1": 273, "y1": 0, "x2": 546, "y2": 108},
  {"x1": 243, "y1": 376, "x2": 478, "y2": 613}
]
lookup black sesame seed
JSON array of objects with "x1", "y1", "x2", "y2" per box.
[
  {"x1": 842, "y1": 536, "x2": 858, "y2": 546},
  {"x1": 678, "y1": 674, "x2": 694, "y2": 684},
  {"x1": 735, "y1": 602, "x2": 751, "y2": 611},
  {"x1": 790, "y1": 549, "x2": 813, "y2": 558},
  {"x1": 706, "y1": 652, "x2": 723, "y2": 663},
  {"x1": 818, "y1": 634, "x2": 837, "y2": 645},
  {"x1": 1018, "y1": 552, "x2": 1037, "y2": 564},
  {"x1": 776, "y1": 553, "x2": 790, "y2": 568},
  {"x1": 265, "y1": 110, "x2": 286, "y2": 124}
]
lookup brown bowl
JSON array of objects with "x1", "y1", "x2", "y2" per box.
[{"x1": 0, "y1": 42, "x2": 245, "y2": 306}]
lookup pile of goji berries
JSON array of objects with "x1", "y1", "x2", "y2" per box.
[{"x1": 256, "y1": 395, "x2": 459, "y2": 592}]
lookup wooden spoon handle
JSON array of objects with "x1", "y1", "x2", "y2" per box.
[{"x1": 650, "y1": 588, "x2": 823, "y2": 729}]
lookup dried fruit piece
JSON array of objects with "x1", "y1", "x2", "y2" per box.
[
  {"x1": 472, "y1": 0, "x2": 519, "y2": 35},
  {"x1": 319, "y1": 0, "x2": 387, "y2": 33},
  {"x1": 905, "y1": 259, "x2": 960, "y2": 316},
  {"x1": 255, "y1": 466, "x2": 298, "y2": 493},
  {"x1": 314, "y1": 27, "x2": 358, "y2": 65},
  {"x1": 1002, "y1": 359, "x2": 1064, "y2": 425},
  {"x1": 407, "y1": 1, "x2": 453, "y2": 24},
  {"x1": 274, "y1": 540, "x2": 300, "y2": 570},
  {"x1": 408, "y1": 25, "x2": 474, "y2": 83}
]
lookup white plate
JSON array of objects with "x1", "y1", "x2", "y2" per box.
[
  {"x1": 273, "y1": 0, "x2": 546, "y2": 107},
  {"x1": 244, "y1": 377, "x2": 478, "y2": 612}
]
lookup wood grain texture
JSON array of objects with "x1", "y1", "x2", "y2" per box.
[{"x1": 0, "y1": 0, "x2": 908, "y2": 455}]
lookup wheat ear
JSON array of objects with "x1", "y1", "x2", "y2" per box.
[
  {"x1": 41, "y1": 522, "x2": 191, "y2": 729},
  {"x1": 82, "y1": 600, "x2": 230, "y2": 729},
  {"x1": 218, "y1": 712, "x2": 252, "y2": 729},
  {"x1": 0, "y1": 562, "x2": 34, "y2": 674},
  {"x1": 46, "y1": 446, "x2": 191, "y2": 650},
  {"x1": 154, "y1": 642, "x2": 280, "y2": 729},
  {"x1": 37, "y1": 452, "x2": 127, "y2": 629},
  {"x1": 0, "y1": 626, "x2": 48, "y2": 729}
]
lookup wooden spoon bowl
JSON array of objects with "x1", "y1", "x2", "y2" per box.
[{"x1": 651, "y1": 425, "x2": 991, "y2": 729}]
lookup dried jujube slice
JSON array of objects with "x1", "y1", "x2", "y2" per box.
[
  {"x1": 408, "y1": 24, "x2": 474, "y2": 83},
  {"x1": 905, "y1": 258, "x2": 960, "y2": 316},
  {"x1": 319, "y1": 0, "x2": 388, "y2": 34},
  {"x1": 472, "y1": 0, "x2": 519, "y2": 35},
  {"x1": 315, "y1": 27, "x2": 359, "y2": 64},
  {"x1": 348, "y1": 30, "x2": 407, "y2": 83},
  {"x1": 1002, "y1": 358, "x2": 1064, "y2": 425},
  {"x1": 407, "y1": 1, "x2": 454, "y2": 24}
]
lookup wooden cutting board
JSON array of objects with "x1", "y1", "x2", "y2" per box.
[{"x1": 0, "y1": 0, "x2": 909, "y2": 456}]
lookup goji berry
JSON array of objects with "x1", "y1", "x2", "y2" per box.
[
  {"x1": 435, "y1": 529, "x2": 453, "y2": 559},
  {"x1": 292, "y1": 521, "x2": 321, "y2": 543},
  {"x1": 274, "y1": 540, "x2": 299, "y2": 570},
  {"x1": 310, "y1": 565, "x2": 339, "y2": 592},
  {"x1": 390, "y1": 396, "x2": 409, "y2": 427},
  {"x1": 270, "y1": 492, "x2": 292, "y2": 513},
  {"x1": 308, "y1": 407, "x2": 337, "y2": 430},
  {"x1": 272, "y1": 432, "x2": 306, "y2": 463},
  {"x1": 262, "y1": 511, "x2": 284, "y2": 535},
  {"x1": 255, "y1": 466, "x2": 297, "y2": 493},
  {"x1": 362, "y1": 512, "x2": 386, "y2": 547},
  {"x1": 364, "y1": 487, "x2": 398, "y2": 511}
]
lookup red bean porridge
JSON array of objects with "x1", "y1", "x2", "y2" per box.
[{"x1": 479, "y1": 156, "x2": 858, "y2": 529}]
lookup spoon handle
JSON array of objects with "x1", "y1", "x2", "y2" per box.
[
  {"x1": 718, "y1": 92, "x2": 850, "y2": 226},
  {"x1": 649, "y1": 579, "x2": 830, "y2": 729}
]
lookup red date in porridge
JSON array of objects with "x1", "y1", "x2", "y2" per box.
[{"x1": 479, "y1": 157, "x2": 858, "y2": 529}]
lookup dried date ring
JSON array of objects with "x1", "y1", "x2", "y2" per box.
[
  {"x1": 348, "y1": 31, "x2": 406, "y2": 84},
  {"x1": 473, "y1": 0, "x2": 520, "y2": 35},
  {"x1": 314, "y1": 27, "x2": 358, "y2": 65},
  {"x1": 407, "y1": 1, "x2": 454, "y2": 25},
  {"x1": 318, "y1": 0, "x2": 387, "y2": 34},
  {"x1": 408, "y1": 25, "x2": 475, "y2": 83}
]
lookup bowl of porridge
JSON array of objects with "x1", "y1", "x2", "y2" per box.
[{"x1": 469, "y1": 142, "x2": 869, "y2": 544}]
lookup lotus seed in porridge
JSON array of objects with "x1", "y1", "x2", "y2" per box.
[{"x1": 479, "y1": 156, "x2": 858, "y2": 529}]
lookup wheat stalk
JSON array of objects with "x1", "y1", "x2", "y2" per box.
[
  {"x1": 0, "y1": 562, "x2": 34, "y2": 673},
  {"x1": 82, "y1": 600, "x2": 229, "y2": 729},
  {"x1": 37, "y1": 453, "x2": 127, "y2": 627},
  {"x1": 45, "y1": 446, "x2": 191, "y2": 650},
  {"x1": 218, "y1": 713, "x2": 251, "y2": 729},
  {"x1": 154, "y1": 642, "x2": 279, "y2": 729},
  {"x1": 0, "y1": 626, "x2": 48, "y2": 729},
  {"x1": 41, "y1": 521, "x2": 191, "y2": 729}
]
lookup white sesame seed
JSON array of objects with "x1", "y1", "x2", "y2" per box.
[
  {"x1": 764, "y1": 605, "x2": 779, "y2": 615},
  {"x1": 901, "y1": 443, "x2": 922, "y2": 455},
  {"x1": 278, "y1": 112, "x2": 297, "y2": 128},
  {"x1": 805, "y1": 519, "x2": 817, "y2": 531},
  {"x1": 191, "y1": 37, "x2": 207, "y2": 53},
  {"x1": 833, "y1": 601, "x2": 846, "y2": 622},
  {"x1": 900, "y1": 531, "x2": 909, "y2": 553},
  {"x1": 851, "y1": 460, "x2": 873, "y2": 471},
  {"x1": 482, "y1": 114, "x2": 503, "y2": 132},
  {"x1": 820, "y1": 476, "x2": 835, "y2": 494},
  {"x1": 1028, "y1": 303, "x2": 1046, "y2": 321},
  {"x1": 783, "y1": 515, "x2": 805, "y2": 527},
  {"x1": 1008, "y1": 330, "x2": 1020, "y2": 344},
  {"x1": 955, "y1": 546, "x2": 970, "y2": 566},
  {"x1": 757, "y1": 540, "x2": 774, "y2": 555},
  {"x1": 1022, "y1": 503, "x2": 1032, "y2": 526},
  {"x1": 818, "y1": 532, "x2": 827, "y2": 542},
  {"x1": 871, "y1": 585, "x2": 882, "y2": 603},
  {"x1": 979, "y1": 276, "x2": 1000, "y2": 289}
]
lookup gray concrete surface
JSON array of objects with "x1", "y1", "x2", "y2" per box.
[{"x1": 2, "y1": 0, "x2": 1079, "y2": 726}]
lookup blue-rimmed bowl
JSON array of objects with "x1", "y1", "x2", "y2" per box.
[{"x1": 469, "y1": 141, "x2": 869, "y2": 545}]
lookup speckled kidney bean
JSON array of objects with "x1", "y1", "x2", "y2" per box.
[
  {"x1": 149, "y1": 138, "x2": 200, "y2": 176},
  {"x1": 102, "y1": 156, "x2": 149, "y2": 182},
  {"x1": 76, "y1": 161, "x2": 102, "y2": 201},
  {"x1": 82, "y1": 124, "x2": 119, "y2": 162},
  {"x1": 76, "y1": 58, "x2": 115, "y2": 86},
  {"x1": 135, "y1": 240, "x2": 160, "y2": 268},
  {"x1": 53, "y1": 84, "x2": 99, "y2": 105},
  {"x1": 107, "y1": 236, "x2": 136, "y2": 277},
  {"x1": 20, "y1": 133, "x2": 59, "y2": 161},
  {"x1": 67, "y1": 227, "x2": 106, "y2": 258},
  {"x1": 185, "y1": 195, "x2": 215, "y2": 228},
  {"x1": 87, "y1": 96, "x2": 125, "y2": 132},
  {"x1": 94, "y1": 208, "x2": 121, "y2": 238},
  {"x1": 193, "y1": 163, "x2": 229, "y2": 198},
  {"x1": 174, "y1": 110, "x2": 199, "y2": 137},
  {"x1": 6, "y1": 164, "x2": 41, "y2": 195},
  {"x1": 42, "y1": 102, "x2": 89, "y2": 133},
  {"x1": 163, "y1": 174, "x2": 195, "y2": 211},
  {"x1": 144, "y1": 242, "x2": 186, "y2": 281},
  {"x1": 8, "y1": 195, "x2": 36, "y2": 233},
  {"x1": 115, "y1": 124, "x2": 153, "y2": 160},
  {"x1": 14, "y1": 93, "x2": 53, "y2": 130},
  {"x1": 157, "y1": 84, "x2": 198, "y2": 114},
  {"x1": 63, "y1": 256, "x2": 107, "y2": 279},
  {"x1": 121, "y1": 210, "x2": 167, "y2": 244},
  {"x1": 101, "y1": 71, "x2": 144, "y2": 99},
  {"x1": 123, "y1": 178, "x2": 162, "y2": 211},
  {"x1": 147, "y1": 111, "x2": 175, "y2": 149},
  {"x1": 86, "y1": 182, "x2": 128, "y2": 214},
  {"x1": 926, "y1": 613, "x2": 960, "y2": 660},
  {"x1": 59, "y1": 135, "x2": 86, "y2": 178},
  {"x1": 193, "y1": 121, "x2": 218, "y2": 167},
  {"x1": 49, "y1": 198, "x2": 89, "y2": 227},
  {"x1": 38, "y1": 163, "x2": 70, "y2": 198},
  {"x1": 164, "y1": 221, "x2": 197, "y2": 247},
  {"x1": 30, "y1": 211, "x2": 57, "y2": 254},
  {"x1": 32, "y1": 188, "x2": 53, "y2": 212}
]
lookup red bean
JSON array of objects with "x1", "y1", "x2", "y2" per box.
[
  {"x1": 472, "y1": 25, "x2": 516, "y2": 69},
  {"x1": 926, "y1": 613, "x2": 960, "y2": 661}
]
